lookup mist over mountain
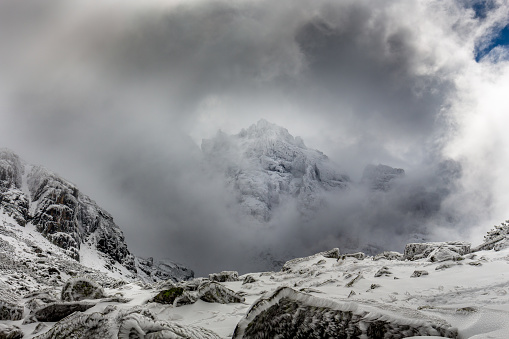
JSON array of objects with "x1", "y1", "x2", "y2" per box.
[{"x1": 0, "y1": 0, "x2": 508, "y2": 277}]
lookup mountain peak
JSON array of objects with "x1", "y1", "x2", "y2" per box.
[
  {"x1": 202, "y1": 121, "x2": 349, "y2": 222},
  {"x1": 236, "y1": 119, "x2": 306, "y2": 149}
]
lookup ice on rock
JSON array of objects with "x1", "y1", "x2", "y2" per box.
[
  {"x1": 404, "y1": 241, "x2": 470, "y2": 261},
  {"x1": 232, "y1": 287, "x2": 458, "y2": 339},
  {"x1": 472, "y1": 220, "x2": 509, "y2": 252}
]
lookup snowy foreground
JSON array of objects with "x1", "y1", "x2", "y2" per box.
[{"x1": 1, "y1": 216, "x2": 509, "y2": 338}]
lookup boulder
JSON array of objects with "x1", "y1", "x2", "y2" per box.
[
  {"x1": 232, "y1": 287, "x2": 458, "y2": 339},
  {"x1": 32, "y1": 301, "x2": 96, "y2": 322},
  {"x1": 198, "y1": 282, "x2": 245, "y2": 304},
  {"x1": 151, "y1": 287, "x2": 185, "y2": 305},
  {"x1": 321, "y1": 248, "x2": 340, "y2": 259},
  {"x1": 61, "y1": 278, "x2": 105, "y2": 301},
  {"x1": 404, "y1": 242, "x2": 470, "y2": 261},
  {"x1": 209, "y1": 271, "x2": 239, "y2": 282}
]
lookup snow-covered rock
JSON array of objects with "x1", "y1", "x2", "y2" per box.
[
  {"x1": 209, "y1": 271, "x2": 239, "y2": 282},
  {"x1": 61, "y1": 277, "x2": 105, "y2": 301},
  {"x1": 361, "y1": 164, "x2": 405, "y2": 191},
  {"x1": 404, "y1": 241, "x2": 470, "y2": 261},
  {"x1": 202, "y1": 120, "x2": 350, "y2": 221},
  {"x1": 135, "y1": 257, "x2": 194, "y2": 283},
  {"x1": 232, "y1": 287, "x2": 458, "y2": 338},
  {"x1": 198, "y1": 281, "x2": 245, "y2": 304},
  {"x1": 373, "y1": 251, "x2": 403, "y2": 261},
  {"x1": 472, "y1": 220, "x2": 509, "y2": 252}
]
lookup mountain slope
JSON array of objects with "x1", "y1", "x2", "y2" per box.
[
  {"x1": 2, "y1": 221, "x2": 508, "y2": 338},
  {"x1": 0, "y1": 149, "x2": 192, "y2": 282}
]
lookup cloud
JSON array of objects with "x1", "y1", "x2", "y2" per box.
[{"x1": 0, "y1": 0, "x2": 508, "y2": 275}]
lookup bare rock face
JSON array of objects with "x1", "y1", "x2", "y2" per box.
[
  {"x1": 233, "y1": 287, "x2": 458, "y2": 339},
  {"x1": 404, "y1": 241, "x2": 470, "y2": 261}
]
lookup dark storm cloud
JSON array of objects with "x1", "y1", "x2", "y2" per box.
[{"x1": 0, "y1": 0, "x2": 507, "y2": 275}]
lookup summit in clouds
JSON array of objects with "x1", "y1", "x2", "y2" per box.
[{"x1": 202, "y1": 119, "x2": 351, "y2": 222}]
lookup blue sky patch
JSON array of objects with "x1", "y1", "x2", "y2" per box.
[{"x1": 476, "y1": 25, "x2": 509, "y2": 61}]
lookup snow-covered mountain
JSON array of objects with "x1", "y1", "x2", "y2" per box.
[
  {"x1": 0, "y1": 149, "x2": 192, "y2": 282},
  {"x1": 202, "y1": 119, "x2": 350, "y2": 222}
]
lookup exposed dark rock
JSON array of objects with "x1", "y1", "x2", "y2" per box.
[
  {"x1": 345, "y1": 273, "x2": 363, "y2": 287},
  {"x1": 410, "y1": 270, "x2": 429, "y2": 278},
  {"x1": 151, "y1": 287, "x2": 185, "y2": 305},
  {"x1": 242, "y1": 275, "x2": 256, "y2": 285},
  {"x1": 321, "y1": 248, "x2": 340, "y2": 259},
  {"x1": 374, "y1": 266, "x2": 392, "y2": 278},
  {"x1": 32, "y1": 301, "x2": 95, "y2": 322}
]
